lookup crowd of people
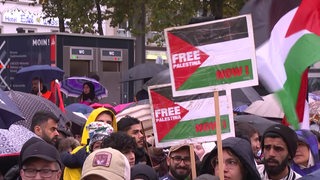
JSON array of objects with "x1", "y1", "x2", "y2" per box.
[
  {"x1": 2, "y1": 107, "x2": 320, "y2": 180},
  {"x1": 3, "y1": 79, "x2": 320, "y2": 180}
]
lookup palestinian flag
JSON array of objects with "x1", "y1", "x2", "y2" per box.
[
  {"x1": 165, "y1": 15, "x2": 258, "y2": 96},
  {"x1": 149, "y1": 85, "x2": 234, "y2": 147},
  {"x1": 256, "y1": 0, "x2": 320, "y2": 129}
]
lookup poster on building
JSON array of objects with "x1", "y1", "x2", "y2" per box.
[
  {"x1": 0, "y1": 35, "x2": 55, "y2": 91},
  {"x1": 165, "y1": 14, "x2": 258, "y2": 96},
  {"x1": 149, "y1": 84, "x2": 235, "y2": 147}
]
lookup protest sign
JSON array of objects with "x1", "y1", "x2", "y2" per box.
[
  {"x1": 165, "y1": 14, "x2": 258, "y2": 96},
  {"x1": 149, "y1": 84, "x2": 235, "y2": 147}
]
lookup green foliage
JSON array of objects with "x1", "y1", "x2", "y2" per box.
[{"x1": 41, "y1": 0, "x2": 245, "y2": 40}]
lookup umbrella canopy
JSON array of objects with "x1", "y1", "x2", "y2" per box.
[
  {"x1": 6, "y1": 90, "x2": 69, "y2": 130},
  {"x1": 234, "y1": 114, "x2": 279, "y2": 135},
  {"x1": 0, "y1": 124, "x2": 37, "y2": 155},
  {"x1": 0, "y1": 89, "x2": 25, "y2": 129},
  {"x1": 122, "y1": 62, "x2": 168, "y2": 82},
  {"x1": 65, "y1": 103, "x2": 94, "y2": 114},
  {"x1": 143, "y1": 69, "x2": 262, "y2": 107},
  {"x1": 60, "y1": 76, "x2": 108, "y2": 99},
  {"x1": 15, "y1": 65, "x2": 64, "y2": 83},
  {"x1": 245, "y1": 93, "x2": 284, "y2": 119}
]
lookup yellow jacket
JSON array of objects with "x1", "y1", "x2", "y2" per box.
[
  {"x1": 63, "y1": 146, "x2": 83, "y2": 180},
  {"x1": 80, "y1": 107, "x2": 117, "y2": 145}
]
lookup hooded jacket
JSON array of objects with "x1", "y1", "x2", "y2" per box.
[
  {"x1": 80, "y1": 107, "x2": 117, "y2": 145},
  {"x1": 291, "y1": 129, "x2": 320, "y2": 176},
  {"x1": 200, "y1": 137, "x2": 261, "y2": 180}
]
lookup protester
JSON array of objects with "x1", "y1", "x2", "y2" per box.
[
  {"x1": 134, "y1": 89, "x2": 149, "y2": 102},
  {"x1": 117, "y1": 115, "x2": 151, "y2": 165},
  {"x1": 77, "y1": 81, "x2": 98, "y2": 105},
  {"x1": 30, "y1": 110, "x2": 60, "y2": 145},
  {"x1": 200, "y1": 137, "x2": 260, "y2": 180},
  {"x1": 235, "y1": 121, "x2": 261, "y2": 163},
  {"x1": 62, "y1": 122, "x2": 113, "y2": 180},
  {"x1": 291, "y1": 129, "x2": 320, "y2": 176},
  {"x1": 101, "y1": 131, "x2": 137, "y2": 167},
  {"x1": 258, "y1": 124, "x2": 301, "y2": 179},
  {"x1": 147, "y1": 146, "x2": 168, "y2": 177},
  {"x1": 81, "y1": 107, "x2": 117, "y2": 145},
  {"x1": 19, "y1": 137, "x2": 62, "y2": 180},
  {"x1": 81, "y1": 148, "x2": 131, "y2": 180},
  {"x1": 131, "y1": 163, "x2": 158, "y2": 180},
  {"x1": 31, "y1": 77, "x2": 54, "y2": 102},
  {"x1": 160, "y1": 144, "x2": 191, "y2": 180}
]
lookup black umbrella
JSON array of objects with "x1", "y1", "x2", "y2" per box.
[
  {"x1": 234, "y1": 114, "x2": 279, "y2": 135},
  {"x1": 0, "y1": 89, "x2": 25, "y2": 129},
  {"x1": 6, "y1": 90, "x2": 69, "y2": 130},
  {"x1": 122, "y1": 62, "x2": 168, "y2": 82},
  {"x1": 143, "y1": 69, "x2": 262, "y2": 107}
]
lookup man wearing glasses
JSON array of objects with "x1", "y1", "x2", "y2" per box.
[
  {"x1": 160, "y1": 145, "x2": 191, "y2": 180},
  {"x1": 19, "y1": 137, "x2": 62, "y2": 180}
]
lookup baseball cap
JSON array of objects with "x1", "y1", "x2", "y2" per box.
[
  {"x1": 168, "y1": 144, "x2": 190, "y2": 156},
  {"x1": 81, "y1": 148, "x2": 131, "y2": 180},
  {"x1": 20, "y1": 137, "x2": 62, "y2": 168}
]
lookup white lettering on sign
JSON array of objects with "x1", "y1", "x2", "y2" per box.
[
  {"x1": 79, "y1": 50, "x2": 85, "y2": 54},
  {"x1": 32, "y1": 39, "x2": 50, "y2": 46},
  {"x1": 172, "y1": 50, "x2": 200, "y2": 64},
  {"x1": 171, "y1": 50, "x2": 201, "y2": 69},
  {"x1": 155, "y1": 106, "x2": 181, "y2": 122}
]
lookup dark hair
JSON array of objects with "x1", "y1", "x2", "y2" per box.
[
  {"x1": 81, "y1": 81, "x2": 96, "y2": 101},
  {"x1": 135, "y1": 89, "x2": 149, "y2": 101},
  {"x1": 117, "y1": 116, "x2": 140, "y2": 132},
  {"x1": 101, "y1": 132, "x2": 137, "y2": 153},
  {"x1": 32, "y1": 77, "x2": 43, "y2": 83},
  {"x1": 30, "y1": 111, "x2": 60, "y2": 133},
  {"x1": 235, "y1": 121, "x2": 259, "y2": 143}
]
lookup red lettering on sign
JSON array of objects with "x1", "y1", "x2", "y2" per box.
[
  {"x1": 216, "y1": 67, "x2": 243, "y2": 80},
  {"x1": 195, "y1": 119, "x2": 227, "y2": 132}
]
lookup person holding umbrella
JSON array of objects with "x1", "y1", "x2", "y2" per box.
[
  {"x1": 31, "y1": 77, "x2": 54, "y2": 102},
  {"x1": 77, "y1": 81, "x2": 98, "y2": 105}
]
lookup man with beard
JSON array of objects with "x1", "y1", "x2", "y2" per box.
[
  {"x1": 160, "y1": 145, "x2": 191, "y2": 180},
  {"x1": 117, "y1": 116, "x2": 151, "y2": 165},
  {"x1": 258, "y1": 124, "x2": 301, "y2": 180},
  {"x1": 30, "y1": 111, "x2": 60, "y2": 145}
]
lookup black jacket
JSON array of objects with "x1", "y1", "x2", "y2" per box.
[{"x1": 200, "y1": 137, "x2": 260, "y2": 180}]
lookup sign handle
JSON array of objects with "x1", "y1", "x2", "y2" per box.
[
  {"x1": 189, "y1": 145, "x2": 197, "y2": 179},
  {"x1": 214, "y1": 91, "x2": 224, "y2": 180}
]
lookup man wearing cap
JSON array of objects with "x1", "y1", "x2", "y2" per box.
[
  {"x1": 30, "y1": 111, "x2": 60, "y2": 145},
  {"x1": 160, "y1": 145, "x2": 191, "y2": 180},
  {"x1": 258, "y1": 124, "x2": 301, "y2": 180},
  {"x1": 19, "y1": 137, "x2": 62, "y2": 180},
  {"x1": 81, "y1": 147, "x2": 131, "y2": 180}
]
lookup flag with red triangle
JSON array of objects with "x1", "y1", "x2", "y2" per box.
[
  {"x1": 165, "y1": 15, "x2": 258, "y2": 96},
  {"x1": 256, "y1": 0, "x2": 320, "y2": 129},
  {"x1": 149, "y1": 84, "x2": 235, "y2": 147}
]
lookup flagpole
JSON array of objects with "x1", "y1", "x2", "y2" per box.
[{"x1": 214, "y1": 91, "x2": 224, "y2": 180}]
